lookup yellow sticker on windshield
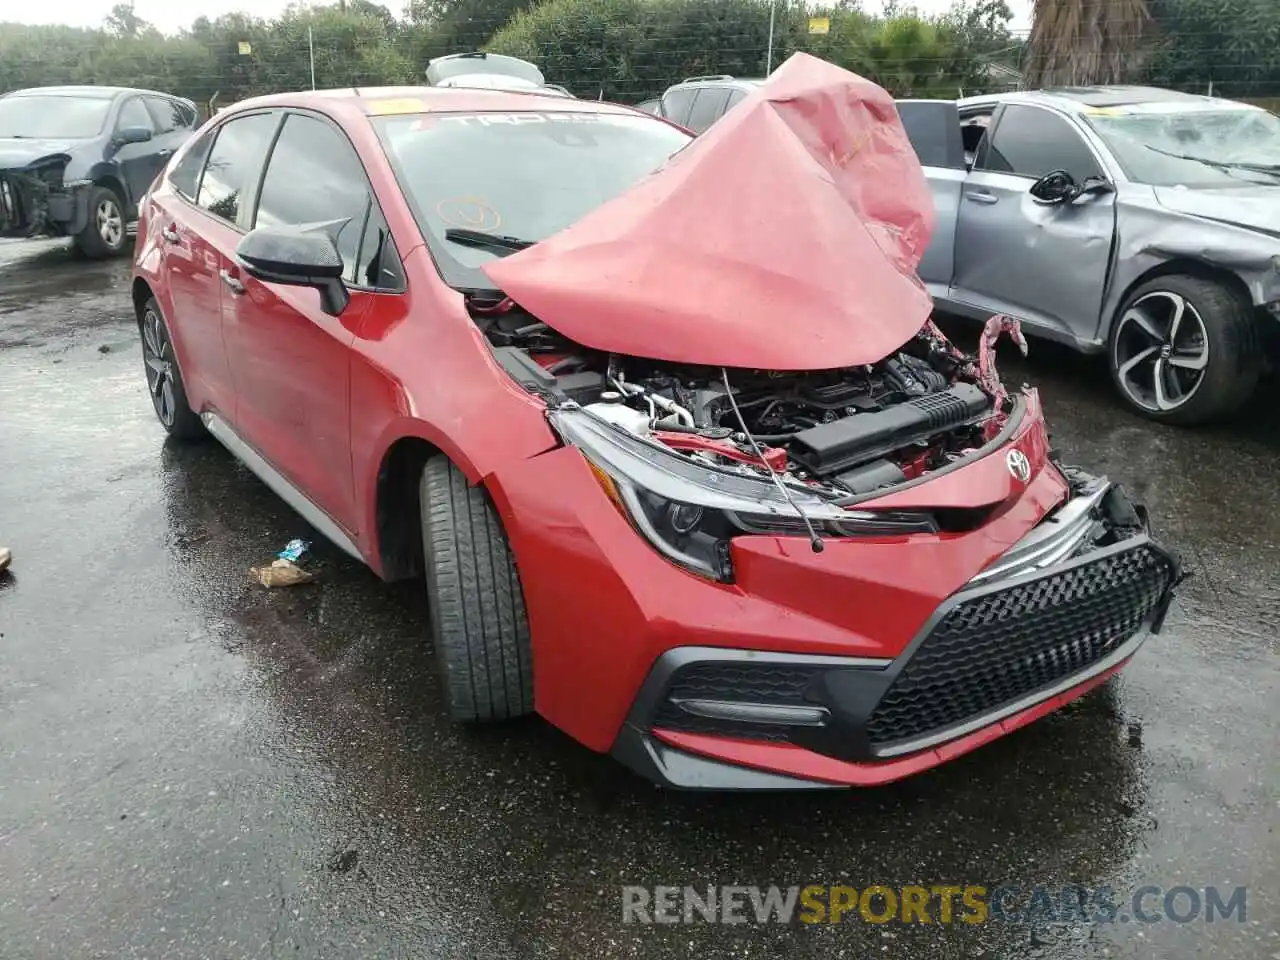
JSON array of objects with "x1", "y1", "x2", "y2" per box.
[
  {"x1": 365, "y1": 97, "x2": 429, "y2": 116},
  {"x1": 1084, "y1": 106, "x2": 1124, "y2": 116}
]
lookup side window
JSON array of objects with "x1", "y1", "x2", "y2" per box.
[
  {"x1": 660, "y1": 87, "x2": 698, "y2": 127},
  {"x1": 196, "y1": 112, "x2": 278, "y2": 225},
  {"x1": 355, "y1": 206, "x2": 405, "y2": 292},
  {"x1": 116, "y1": 97, "x2": 154, "y2": 134},
  {"x1": 685, "y1": 88, "x2": 732, "y2": 134},
  {"x1": 145, "y1": 97, "x2": 189, "y2": 134},
  {"x1": 725, "y1": 89, "x2": 748, "y2": 112},
  {"x1": 178, "y1": 103, "x2": 198, "y2": 129},
  {"x1": 169, "y1": 128, "x2": 215, "y2": 201},
  {"x1": 254, "y1": 112, "x2": 372, "y2": 283},
  {"x1": 980, "y1": 104, "x2": 1102, "y2": 182}
]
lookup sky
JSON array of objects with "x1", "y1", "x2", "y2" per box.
[{"x1": 3, "y1": 0, "x2": 1032, "y2": 36}]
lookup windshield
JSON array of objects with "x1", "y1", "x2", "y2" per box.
[
  {"x1": 0, "y1": 94, "x2": 112, "y2": 139},
  {"x1": 1083, "y1": 105, "x2": 1280, "y2": 187},
  {"x1": 374, "y1": 110, "x2": 691, "y2": 288}
]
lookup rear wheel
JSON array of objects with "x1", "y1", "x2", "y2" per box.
[
  {"x1": 1108, "y1": 275, "x2": 1261, "y2": 425},
  {"x1": 74, "y1": 185, "x2": 129, "y2": 259},
  {"x1": 420, "y1": 455, "x2": 533, "y2": 722},
  {"x1": 139, "y1": 297, "x2": 204, "y2": 440}
]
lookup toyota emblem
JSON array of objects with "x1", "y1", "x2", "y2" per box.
[{"x1": 1006, "y1": 449, "x2": 1032, "y2": 483}]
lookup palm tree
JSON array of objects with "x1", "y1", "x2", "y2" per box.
[{"x1": 1025, "y1": 0, "x2": 1156, "y2": 87}]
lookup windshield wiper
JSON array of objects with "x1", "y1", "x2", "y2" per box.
[
  {"x1": 443, "y1": 227, "x2": 536, "y2": 254},
  {"x1": 1144, "y1": 144, "x2": 1280, "y2": 180}
]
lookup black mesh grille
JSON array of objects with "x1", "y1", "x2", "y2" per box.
[
  {"x1": 866, "y1": 543, "x2": 1174, "y2": 749},
  {"x1": 652, "y1": 661, "x2": 821, "y2": 741}
]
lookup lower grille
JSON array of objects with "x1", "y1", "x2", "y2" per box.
[
  {"x1": 651, "y1": 661, "x2": 822, "y2": 742},
  {"x1": 865, "y1": 543, "x2": 1174, "y2": 750},
  {"x1": 0, "y1": 175, "x2": 25, "y2": 232}
]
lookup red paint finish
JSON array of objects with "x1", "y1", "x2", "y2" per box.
[
  {"x1": 133, "y1": 70, "x2": 1125, "y2": 789},
  {"x1": 483, "y1": 53, "x2": 937, "y2": 370},
  {"x1": 651, "y1": 659, "x2": 1127, "y2": 786},
  {"x1": 488, "y1": 411, "x2": 1069, "y2": 752}
]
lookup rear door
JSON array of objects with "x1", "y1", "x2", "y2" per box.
[
  {"x1": 684, "y1": 87, "x2": 732, "y2": 134},
  {"x1": 224, "y1": 109, "x2": 400, "y2": 532},
  {"x1": 112, "y1": 95, "x2": 163, "y2": 210},
  {"x1": 896, "y1": 99, "x2": 967, "y2": 291},
  {"x1": 658, "y1": 86, "x2": 699, "y2": 129},
  {"x1": 153, "y1": 112, "x2": 280, "y2": 419},
  {"x1": 950, "y1": 103, "x2": 1116, "y2": 344}
]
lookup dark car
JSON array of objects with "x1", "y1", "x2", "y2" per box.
[{"x1": 0, "y1": 85, "x2": 198, "y2": 257}]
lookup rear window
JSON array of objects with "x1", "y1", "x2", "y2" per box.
[
  {"x1": 0, "y1": 94, "x2": 112, "y2": 139},
  {"x1": 374, "y1": 111, "x2": 690, "y2": 290}
]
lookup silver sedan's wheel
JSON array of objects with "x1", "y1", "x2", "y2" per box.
[
  {"x1": 1113, "y1": 290, "x2": 1209, "y2": 414},
  {"x1": 1108, "y1": 275, "x2": 1261, "y2": 425}
]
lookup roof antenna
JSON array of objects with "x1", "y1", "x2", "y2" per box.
[{"x1": 721, "y1": 368, "x2": 823, "y2": 554}]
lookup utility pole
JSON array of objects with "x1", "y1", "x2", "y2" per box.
[
  {"x1": 766, "y1": 0, "x2": 777, "y2": 75},
  {"x1": 308, "y1": 24, "x2": 316, "y2": 90}
]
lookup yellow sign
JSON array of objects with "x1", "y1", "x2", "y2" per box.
[
  {"x1": 364, "y1": 97, "x2": 430, "y2": 116},
  {"x1": 237, "y1": 41, "x2": 252, "y2": 55},
  {"x1": 808, "y1": 16, "x2": 830, "y2": 34}
]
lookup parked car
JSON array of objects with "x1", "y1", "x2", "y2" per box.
[
  {"x1": 425, "y1": 51, "x2": 573, "y2": 97},
  {"x1": 897, "y1": 86, "x2": 1280, "y2": 424},
  {"x1": 647, "y1": 74, "x2": 764, "y2": 132},
  {"x1": 131, "y1": 54, "x2": 1181, "y2": 790},
  {"x1": 0, "y1": 85, "x2": 198, "y2": 257}
]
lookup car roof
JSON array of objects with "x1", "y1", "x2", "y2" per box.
[
  {"x1": 667, "y1": 76, "x2": 766, "y2": 90},
  {"x1": 225, "y1": 85, "x2": 636, "y2": 119},
  {"x1": 3, "y1": 85, "x2": 186, "y2": 101},
  {"x1": 957, "y1": 85, "x2": 1252, "y2": 114}
]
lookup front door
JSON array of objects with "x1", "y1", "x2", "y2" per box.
[
  {"x1": 950, "y1": 103, "x2": 1117, "y2": 346},
  {"x1": 221, "y1": 110, "x2": 381, "y2": 534},
  {"x1": 895, "y1": 99, "x2": 968, "y2": 292},
  {"x1": 111, "y1": 96, "x2": 164, "y2": 210}
]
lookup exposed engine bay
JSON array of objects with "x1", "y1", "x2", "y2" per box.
[{"x1": 476, "y1": 300, "x2": 1012, "y2": 501}]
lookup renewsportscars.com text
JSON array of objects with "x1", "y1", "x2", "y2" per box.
[{"x1": 621, "y1": 884, "x2": 1248, "y2": 926}]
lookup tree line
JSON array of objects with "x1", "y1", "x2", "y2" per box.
[{"x1": 0, "y1": 0, "x2": 1277, "y2": 114}]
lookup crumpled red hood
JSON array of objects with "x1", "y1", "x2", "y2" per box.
[{"x1": 482, "y1": 52, "x2": 936, "y2": 370}]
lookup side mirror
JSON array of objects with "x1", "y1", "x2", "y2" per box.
[
  {"x1": 236, "y1": 224, "x2": 350, "y2": 316},
  {"x1": 1079, "y1": 176, "x2": 1116, "y2": 198},
  {"x1": 1029, "y1": 169, "x2": 1079, "y2": 204},
  {"x1": 116, "y1": 125, "x2": 153, "y2": 145}
]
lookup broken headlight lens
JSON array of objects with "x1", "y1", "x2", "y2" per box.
[{"x1": 551, "y1": 407, "x2": 936, "y2": 583}]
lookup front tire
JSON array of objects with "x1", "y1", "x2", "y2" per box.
[
  {"x1": 139, "y1": 297, "x2": 204, "y2": 440},
  {"x1": 1108, "y1": 274, "x2": 1261, "y2": 425},
  {"x1": 74, "y1": 185, "x2": 129, "y2": 259},
  {"x1": 420, "y1": 455, "x2": 533, "y2": 722}
]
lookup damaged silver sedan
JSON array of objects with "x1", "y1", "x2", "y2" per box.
[{"x1": 900, "y1": 86, "x2": 1280, "y2": 424}]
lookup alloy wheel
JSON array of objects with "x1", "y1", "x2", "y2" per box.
[
  {"x1": 1113, "y1": 290, "x2": 1210, "y2": 413},
  {"x1": 142, "y1": 308, "x2": 177, "y2": 427},
  {"x1": 96, "y1": 198, "x2": 124, "y2": 250}
]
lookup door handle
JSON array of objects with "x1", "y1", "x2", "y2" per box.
[
  {"x1": 220, "y1": 269, "x2": 245, "y2": 294},
  {"x1": 161, "y1": 224, "x2": 180, "y2": 244},
  {"x1": 964, "y1": 191, "x2": 999, "y2": 205},
  {"x1": 157, "y1": 148, "x2": 173, "y2": 158}
]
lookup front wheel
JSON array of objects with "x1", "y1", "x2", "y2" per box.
[
  {"x1": 1108, "y1": 275, "x2": 1261, "y2": 425},
  {"x1": 74, "y1": 185, "x2": 129, "y2": 259},
  {"x1": 420, "y1": 455, "x2": 533, "y2": 722}
]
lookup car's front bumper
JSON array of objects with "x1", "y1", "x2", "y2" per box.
[
  {"x1": 611, "y1": 519, "x2": 1181, "y2": 789},
  {"x1": 0, "y1": 170, "x2": 90, "y2": 239},
  {"x1": 489, "y1": 392, "x2": 1181, "y2": 788}
]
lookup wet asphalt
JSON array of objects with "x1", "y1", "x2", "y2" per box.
[{"x1": 0, "y1": 236, "x2": 1276, "y2": 960}]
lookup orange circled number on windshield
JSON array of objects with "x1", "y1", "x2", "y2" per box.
[{"x1": 436, "y1": 197, "x2": 502, "y2": 232}]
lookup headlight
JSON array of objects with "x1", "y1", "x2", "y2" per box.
[{"x1": 550, "y1": 407, "x2": 938, "y2": 582}]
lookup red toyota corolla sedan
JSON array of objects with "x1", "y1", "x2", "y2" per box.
[{"x1": 131, "y1": 54, "x2": 1182, "y2": 790}]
